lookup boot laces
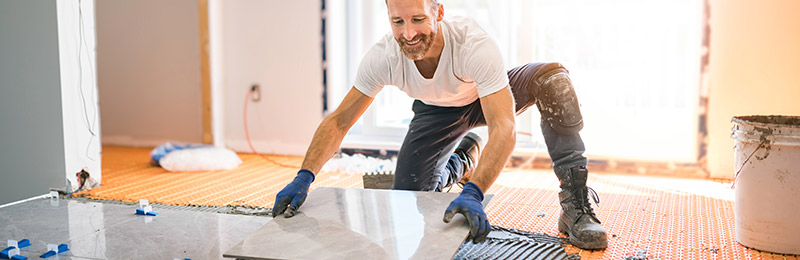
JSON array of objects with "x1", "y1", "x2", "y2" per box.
[
  {"x1": 572, "y1": 186, "x2": 601, "y2": 224},
  {"x1": 454, "y1": 149, "x2": 475, "y2": 190}
]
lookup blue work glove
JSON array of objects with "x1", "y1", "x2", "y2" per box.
[
  {"x1": 272, "y1": 169, "x2": 315, "y2": 218},
  {"x1": 443, "y1": 182, "x2": 490, "y2": 244}
]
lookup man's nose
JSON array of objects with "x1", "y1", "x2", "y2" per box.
[{"x1": 403, "y1": 26, "x2": 417, "y2": 41}]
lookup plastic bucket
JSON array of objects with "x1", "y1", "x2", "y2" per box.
[{"x1": 731, "y1": 115, "x2": 800, "y2": 254}]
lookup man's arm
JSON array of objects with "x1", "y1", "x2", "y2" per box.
[
  {"x1": 301, "y1": 87, "x2": 374, "y2": 174},
  {"x1": 442, "y1": 86, "x2": 515, "y2": 242},
  {"x1": 471, "y1": 86, "x2": 516, "y2": 192},
  {"x1": 272, "y1": 87, "x2": 373, "y2": 218}
]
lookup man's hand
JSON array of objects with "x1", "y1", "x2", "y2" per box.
[
  {"x1": 443, "y1": 182, "x2": 490, "y2": 243},
  {"x1": 272, "y1": 169, "x2": 315, "y2": 218}
]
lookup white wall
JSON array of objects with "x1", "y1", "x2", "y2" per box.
[
  {"x1": 210, "y1": 0, "x2": 226, "y2": 147},
  {"x1": 96, "y1": 0, "x2": 204, "y2": 147},
  {"x1": 706, "y1": 0, "x2": 800, "y2": 178},
  {"x1": 213, "y1": 0, "x2": 323, "y2": 156},
  {"x1": 0, "y1": 0, "x2": 101, "y2": 205},
  {"x1": 57, "y1": 0, "x2": 102, "y2": 190}
]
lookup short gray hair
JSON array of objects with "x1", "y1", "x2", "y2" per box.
[
  {"x1": 429, "y1": 0, "x2": 440, "y2": 14},
  {"x1": 385, "y1": 0, "x2": 441, "y2": 15}
]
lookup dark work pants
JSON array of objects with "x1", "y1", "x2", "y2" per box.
[{"x1": 392, "y1": 63, "x2": 588, "y2": 191}]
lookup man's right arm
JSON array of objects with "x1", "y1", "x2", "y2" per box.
[
  {"x1": 272, "y1": 87, "x2": 373, "y2": 218},
  {"x1": 300, "y1": 86, "x2": 374, "y2": 175},
  {"x1": 273, "y1": 39, "x2": 384, "y2": 218}
]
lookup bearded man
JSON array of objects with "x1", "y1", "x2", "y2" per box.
[{"x1": 271, "y1": 0, "x2": 607, "y2": 249}]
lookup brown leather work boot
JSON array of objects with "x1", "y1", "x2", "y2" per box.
[
  {"x1": 454, "y1": 132, "x2": 481, "y2": 188},
  {"x1": 556, "y1": 165, "x2": 608, "y2": 249}
]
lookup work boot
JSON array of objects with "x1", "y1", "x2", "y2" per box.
[
  {"x1": 453, "y1": 132, "x2": 481, "y2": 188},
  {"x1": 555, "y1": 165, "x2": 607, "y2": 249}
]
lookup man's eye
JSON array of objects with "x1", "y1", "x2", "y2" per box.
[
  {"x1": 393, "y1": 20, "x2": 404, "y2": 25},
  {"x1": 413, "y1": 18, "x2": 425, "y2": 22}
]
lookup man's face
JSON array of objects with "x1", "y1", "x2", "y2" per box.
[{"x1": 387, "y1": 0, "x2": 441, "y2": 60}]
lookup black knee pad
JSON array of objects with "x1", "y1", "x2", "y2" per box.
[{"x1": 533, "y1": 63, "x2": 584, "y2": 136}]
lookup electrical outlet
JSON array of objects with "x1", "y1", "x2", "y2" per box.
[{"x1": 251, "y1": 84, "x2": 261, "y2": 102}]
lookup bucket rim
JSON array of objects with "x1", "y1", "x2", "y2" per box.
[{"x1": 731, "y1": 115, "x2": 800, "y2": 129}]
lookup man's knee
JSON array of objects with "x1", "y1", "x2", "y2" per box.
[{"x1": 532, "y1": 62, "x2": 584, "y2": 135}]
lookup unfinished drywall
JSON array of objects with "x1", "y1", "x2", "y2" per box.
[
  {"x1": 707, "y1": 0, "x2": 800, "y2": 178},
  {"x1": 96, "y1": 0, "x2": 203, "y2": 147},
  {"x1": 214, "y1": 0, "x2": 323, "y2": 156},
  {"x1": 0, "y1": 0, "x2": 101, "y2": 205}
]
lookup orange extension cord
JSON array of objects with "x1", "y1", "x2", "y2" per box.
[{"x1": 244, "y1": 88, "x2": 301, "y2": 169}]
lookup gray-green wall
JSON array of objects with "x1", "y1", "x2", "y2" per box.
[{"x1": 0, "y1": 0, "x2": 67, "y2": 205}]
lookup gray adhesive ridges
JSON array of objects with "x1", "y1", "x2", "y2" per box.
[
  {"x1": 67, "y1": 196, "x2": 272, "y2": 216},
  {"x1": 362, "y1": 171, "x2": 395, "y2": 189},
  {"x1": 453, "y1": 226, "x2": 579, "y2": 260}
]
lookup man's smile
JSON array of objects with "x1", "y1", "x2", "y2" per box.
[{"x1": 406, "y1": 38, "x2": 422, "y2": 46}]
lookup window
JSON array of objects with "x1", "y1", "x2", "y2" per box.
[{"x1": 326, "y1": 0, "x2": 702, "y2": 162}]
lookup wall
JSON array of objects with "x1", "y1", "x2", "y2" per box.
[
  {"x1": 214, "y1": 0, "x2": 323, "y2": 156},
  {"x1": 707, "y1": 0, "x2": 800, "y2": 178},
  {"x1": 57, "y1": 0, "x2": 103, "y2": 191},
  {"x1": 0, "y1": 0, "x2": 100, "y2": 205},
  {"x1": 96, "y1": 0, "x2": 204, "y2": 147},
  {"x1": 210, "y1": 0, "x2": 225, "y2": 146},
  {"x1": 95, "y1": 0, "x2": 322, "y2": 155}
]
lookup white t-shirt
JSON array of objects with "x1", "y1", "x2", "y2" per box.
[{"x1": 354, "y1": 17, "x2": 509, "y2": 107}]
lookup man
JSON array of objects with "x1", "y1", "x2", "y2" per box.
[{"x1": 271, "y1": 0, "x2": 607, "y2": 249}]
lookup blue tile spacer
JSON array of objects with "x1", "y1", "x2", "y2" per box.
[
  {"x1": 38, "y1": 251, "x2": 56, "y2": 259},
  {"x1": 38, "y1": 244, "x2": 69, "y2": 258},
  {"x1": 1, "y1": 246, "x2": 14, "y2": 260},
  {"x1": 10, "y1": 255, "x2": 26, "y2": 260},
  {"x1": 16, "y1": 240, "x2": 30, "y2": 249},
  {"x1": 135, "y1": 208, "x2": 159, "y2": 216}
]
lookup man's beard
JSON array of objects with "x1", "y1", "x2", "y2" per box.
[{"x1": 396, "y1": 30, "x2": 436, "y2": 60}]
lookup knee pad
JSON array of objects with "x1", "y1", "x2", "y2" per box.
[{"x1": 533, "y1": 63, "x2": 584, "y2": 135}]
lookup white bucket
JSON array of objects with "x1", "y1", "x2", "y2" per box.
[{"x1": 732, "y1": 115, "x2": 800, "y2": 254}]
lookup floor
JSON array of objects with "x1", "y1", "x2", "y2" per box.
[
  {"x1": 225, "y1": 187, "x2": 482, "y2": 260},
  {"x1": 0, "y1": 198, "x2": 268, "y2": 259},
  {"x1": 63, "y1": 146, "x2": 800, "y2": 259}
]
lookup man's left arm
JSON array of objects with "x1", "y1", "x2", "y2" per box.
[
  {"x1": 443, "y1": 86, "x2": 516, "y2": 243},
  {"x1": 471, "y1": 86, "x2": 516, "y2": 191}
]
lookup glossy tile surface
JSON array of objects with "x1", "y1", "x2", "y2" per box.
[
  {"x1": 1, "y1": 198, "x2": 128, "y2": 250},
  {"x1": 0, "y1": 198, "x2": 270, "y2": 259},
  {"x1": 225, "y1": 187, "x2": 491, "y2": 260},
  {"x1": 68, "y1": 208, "x2": 270, "y2": 259}
]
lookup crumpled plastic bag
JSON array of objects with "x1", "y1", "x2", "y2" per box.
[
  {"x1": 150, "y1": 142, "x2": 241, "y2": 172},
  {"x1": 150, "y1": 142, "x2": 210, "y2": 166}
]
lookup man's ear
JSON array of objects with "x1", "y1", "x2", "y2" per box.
[{"x1": 436, "y1": 3, "x2": 444, "y2": 21}]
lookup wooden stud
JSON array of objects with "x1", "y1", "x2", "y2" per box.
[{"x1": 198, "y1": 0, "x2": 213, "y2": 144}]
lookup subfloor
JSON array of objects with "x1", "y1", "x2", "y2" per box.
[{"x1": 76, "y1": 146, "x2": 798, "y2": 259}]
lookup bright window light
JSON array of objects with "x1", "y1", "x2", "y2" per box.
[{"x1": 328, "y1": 0, "x2": 703, "y2": 162}]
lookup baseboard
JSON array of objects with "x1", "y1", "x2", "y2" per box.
[
  {"x1": 224, "y1": 139, "x2": 308, "y2": 156},
  {"x1": 101, "y1": 135, "x2": 185, "y2": 148}
]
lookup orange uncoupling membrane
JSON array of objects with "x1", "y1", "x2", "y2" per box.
[
  {"x1": 487, "y1": 169, "x2": 800, "y2": 260},
  {"x1": 81, "y1": 146, "x2": 799, "y2": 259},
  {"x1": 77, "y1": 146, "x2": 362, "y2": 207}
]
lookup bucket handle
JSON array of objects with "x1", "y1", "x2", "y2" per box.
[{"x1": 731, "y1": 139, "x2": 768, "y2": 189}]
